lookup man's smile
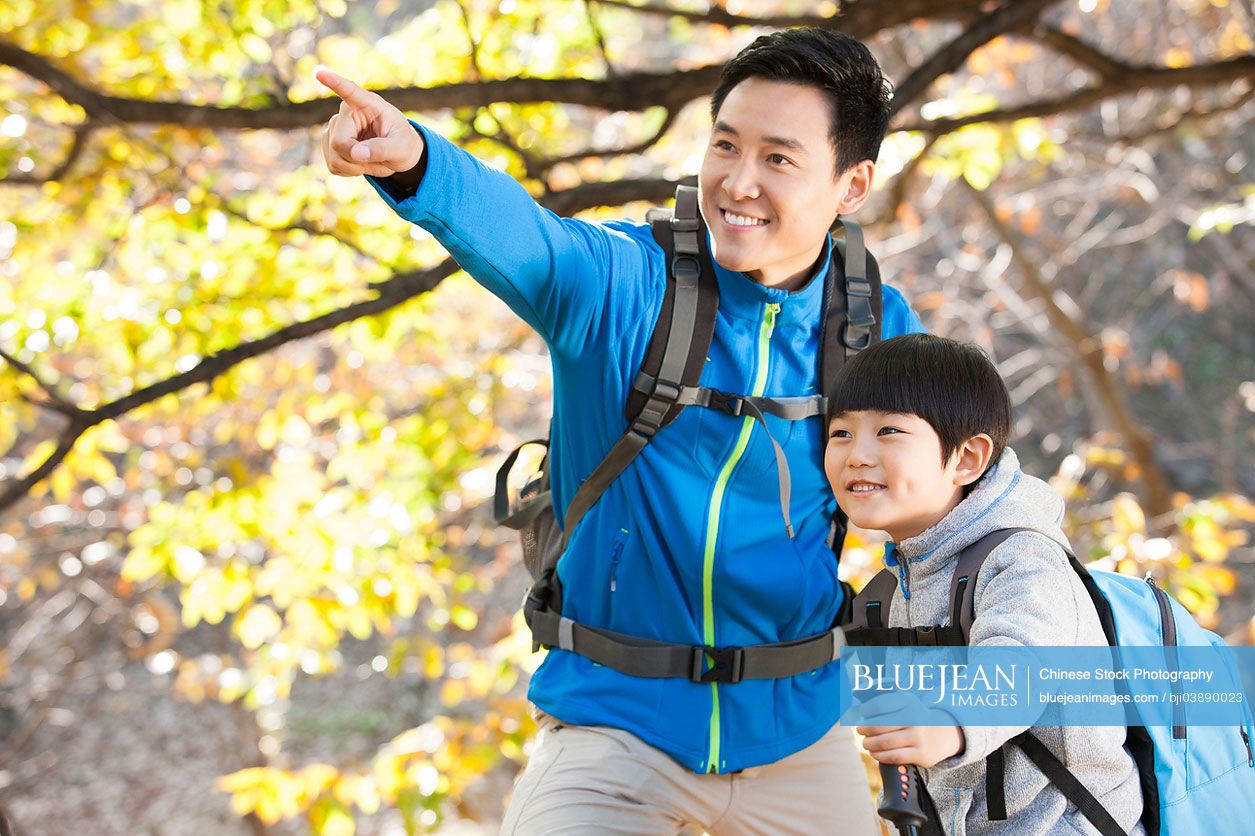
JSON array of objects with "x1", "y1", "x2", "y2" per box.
[{"x1": 721, "y1": 209, "x2": 769, "y2": 228}]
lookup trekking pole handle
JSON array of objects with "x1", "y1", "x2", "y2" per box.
[{"x1": 878, "y1": 762, "x2": 928, "y2": 836}]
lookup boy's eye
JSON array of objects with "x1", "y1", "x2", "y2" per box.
[
  {"x1": 877, "y1": 427, "x2": 902, "y2": 436},
  {"x1": 829, "y1": 429, "x2": 851, "y2": 440}
]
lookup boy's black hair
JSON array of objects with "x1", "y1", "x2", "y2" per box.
[
  {"x1": 829, "y1": 334, "x2": 1012, "y2": 468},
  {"x1": 710, "y1": 28, "x2": 893, "y2": 176}
]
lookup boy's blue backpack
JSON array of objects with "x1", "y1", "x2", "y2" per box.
[{"x1": 848, "y1": 527, "x2": 1255, "y2": 836}]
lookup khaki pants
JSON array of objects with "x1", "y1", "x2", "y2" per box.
[{"x1": 501, "y1": 711, "x2": 880, "y2": 835}]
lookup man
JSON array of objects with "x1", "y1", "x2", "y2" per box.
[{"x1": 320, "y1": 28, "x2": 923, "y2": 834}]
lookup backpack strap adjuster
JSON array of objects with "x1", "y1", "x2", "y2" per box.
[
  {"x1": 691, "y1": 645, "x2": 745, "y2": 684},
  {"x1": 846, "y1": 277, "x2": 873, "y2": 298},
  {"x1": 672, "y1": 254, "x2": 700, "y2": 282}
]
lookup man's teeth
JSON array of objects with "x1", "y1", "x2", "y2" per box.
[{"x1": 724, "y1": 211, "x2": 766, "y2": 227}]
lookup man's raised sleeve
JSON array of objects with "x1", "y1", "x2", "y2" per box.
[{"x1": 365, "y1": 121, "x2": 658, "y2": 357}]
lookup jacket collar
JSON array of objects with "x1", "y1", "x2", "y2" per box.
[{"x1": 707, "y1": 231, "x2": 831, "y2": 329}]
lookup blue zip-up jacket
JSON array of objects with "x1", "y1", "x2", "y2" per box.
[{"x1": 368, "y1": 124, "x2": 924, "y2": 774}]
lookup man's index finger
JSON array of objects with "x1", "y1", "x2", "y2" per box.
[{"x1": 315, "y1": 68, "x2": 375, "y2": 109}]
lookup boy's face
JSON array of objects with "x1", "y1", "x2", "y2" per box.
[
  {"x1": 824, "y1": 410, "x2": 971, "y2": 543},
  {"x1": 699, "y1": 78, "x2": 874, "y2": 292}
]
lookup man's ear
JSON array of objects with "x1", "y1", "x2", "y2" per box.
[
  {"x1": 953, "y1": 434, "x2": 996, "y2": 487},
  {"x1": 836, "y1": 160, "x2": 875, "y2": 215}
]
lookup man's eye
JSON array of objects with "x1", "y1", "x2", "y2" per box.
[
  {"x1": 767, "y1": 153, "x2": 792, "y2": 166},
  {"x1": 714, "y1": 139, "x2": 736, "y2": 151}
]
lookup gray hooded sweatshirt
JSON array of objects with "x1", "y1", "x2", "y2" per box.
[{"x1": 882, "y1": 447, "x2": 1144, "y2": 836}]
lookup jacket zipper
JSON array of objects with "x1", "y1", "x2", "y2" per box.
[
  {"x1": 1242, "y1": 726, "x2": 1254, "y2": 767},
  {"x1": 896, "y1": 558, "x2": 912, "y2": 600},
  {"x1": 1146, "y1": 576, "x2": 1186, "y2": 739},
  {"x1": 701, "y1": 301, "x2": 779, "y2": 773},
  {"x1": 608, "y1": 530, "x2": 627, "y2": 592}
]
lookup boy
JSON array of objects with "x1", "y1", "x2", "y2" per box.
[
  {"x1": 319, "y1": 28, "x2": 921, "y2": 835},
  {"x1": 824, "y1": 333, "x2": 1144, "y2": 835}
]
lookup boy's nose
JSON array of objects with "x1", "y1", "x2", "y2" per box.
[{"x1": 846, "y1": 441, "x2": 876, "y2": 467}]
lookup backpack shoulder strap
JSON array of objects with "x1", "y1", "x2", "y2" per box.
[
  {"x1": 820, "y1": 219, "x2": 884, "y2": 419},
  {"x1": 849, "y1": 569, "x2": 900, "y2": 632},
  {"x1": 822, "y1": 220, "x2": 885, "y2": 617},
  {"x1": 950, "y1": 527, "x2": 1086, "y2": 642},
  {"x1": 1006, "y1": 732, "x2": 1127, "y2": 836},
  {"x1": 558, "y1": 186, "x2": 715, "y2": 549},
  {"x1": 628, "y1": 185, "x2": 719, "y2": 429},
  {"x1": 949, "y1": 527, "x2": 1029, "y2": 641}
]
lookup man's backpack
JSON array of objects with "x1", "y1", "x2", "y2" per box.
[
  {"x1": 847, "y1": 527, "x2": 1255, "y2": 836},
  {"x1": 492, "y1": 184, "x2": 882, "y2": 683}
]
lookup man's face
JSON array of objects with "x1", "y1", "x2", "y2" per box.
[{"x1": 699, "y1": 77, "x2": 870, "y2": 291}]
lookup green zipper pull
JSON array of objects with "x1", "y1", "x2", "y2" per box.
[{"x1": 765, "y1": 302, "x2": 780, "y2": 334}]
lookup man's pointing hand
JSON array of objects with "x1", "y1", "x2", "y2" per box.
[{"x1": 316, "y1": 68, "x2": 425, "y2": 178}]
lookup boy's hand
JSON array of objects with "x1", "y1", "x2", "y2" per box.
[
  {"x1": 853, "y1": 692, "x2": 964, "y2": 768},
  {"x1": 857, "y1": 723, "x2": 965, "y2": 768},
  {"x1": 316, "y1": 69, "x2": 424, "y2": 178}
]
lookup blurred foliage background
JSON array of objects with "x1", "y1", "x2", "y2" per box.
[{"x1": 1, "y1": 0, "x2": 1253, "y2": 833}]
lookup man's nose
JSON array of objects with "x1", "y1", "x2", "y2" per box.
[{"x1": 723, "y1": 159, "x2": 759, "y2": 201}]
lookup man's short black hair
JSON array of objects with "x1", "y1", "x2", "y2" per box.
[
  {"x1": 830, "y1": 334, "x2": 1013, "y2": 467},
  {"x1": 710, "y1": 27, "x2": 893, "y2": 176}
]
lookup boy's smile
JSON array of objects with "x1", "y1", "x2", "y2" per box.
[{"x1": 824, "y1": 410, "x2": 974, "y2": 543}]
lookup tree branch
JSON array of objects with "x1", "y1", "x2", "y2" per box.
[
  {"x1": 5, "y1": 25, "x2": 1252, "y2": 151},
  {"x1": 0, "y1": 348, "x2": 84, "y2": 419},
  {"x1": 0, "y1": 37, "x2": 723, "y2": 128},
  {"x1": 582, "y1": 0, "x2": 618, "y2": 79},
  {"x1": 541, "y1": 108, "x2": 677, "y2": 174},
  {"x1": 1, "y1": 124, "x2": 93, "y2": 185},
  {"x1": 586, "y1": 0, "x2": 985, "y2": 34},
  {"x1": 890, "y1": 0, "x2": 1062, "y2": 116},
  {"x1": 540, "y1": 176, "x2": 681, "y2": 215},
  {"x1": 898, "y1": 54, "x2": 1255, "y2": 134},
  {"x1": 0, "y1": 258, "x2": 451, "y2": 513},
  {"x1": 0, "y1": 425, "x2": 84, "y2": 512},
  {"x1": 1025, "y1": 24, "x2": 1133, "y2": 79}
]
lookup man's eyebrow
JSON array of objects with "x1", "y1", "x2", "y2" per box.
[{"x1": 712, "y1": 121, "x2": 806, "y2": 152}]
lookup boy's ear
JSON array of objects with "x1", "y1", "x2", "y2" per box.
[{"x1": 952, "y1": 434, "x2": 995, "y2": 487}]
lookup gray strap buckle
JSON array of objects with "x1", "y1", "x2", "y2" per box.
[
  {"x1": 690, "y1": 645, "x2": 745, "y2": 684},
  {"x1": 706, "y1": 389, "x2": 744, "y2": 417}
]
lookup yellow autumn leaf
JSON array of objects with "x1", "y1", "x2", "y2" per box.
[
  {"x1": 1110, "y1": 493, "x2": 1146, "y2": 535},
  {"x1": 299, "y1": 763, "x2": 340, "y2": 799},
  {"x1": 235, "y1": 603, "x2": 282, "y2": 649},
  {"x1": 121, "y1": 546, "x2": 166, "y2": 582}
]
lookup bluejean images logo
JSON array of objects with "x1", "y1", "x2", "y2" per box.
[
  {"x1": 851, "y1": 661, "x2": 1020, "y2": 708},
  {"x1": 838, "y1": 646, "x2": 1255, "y2": 728}
]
